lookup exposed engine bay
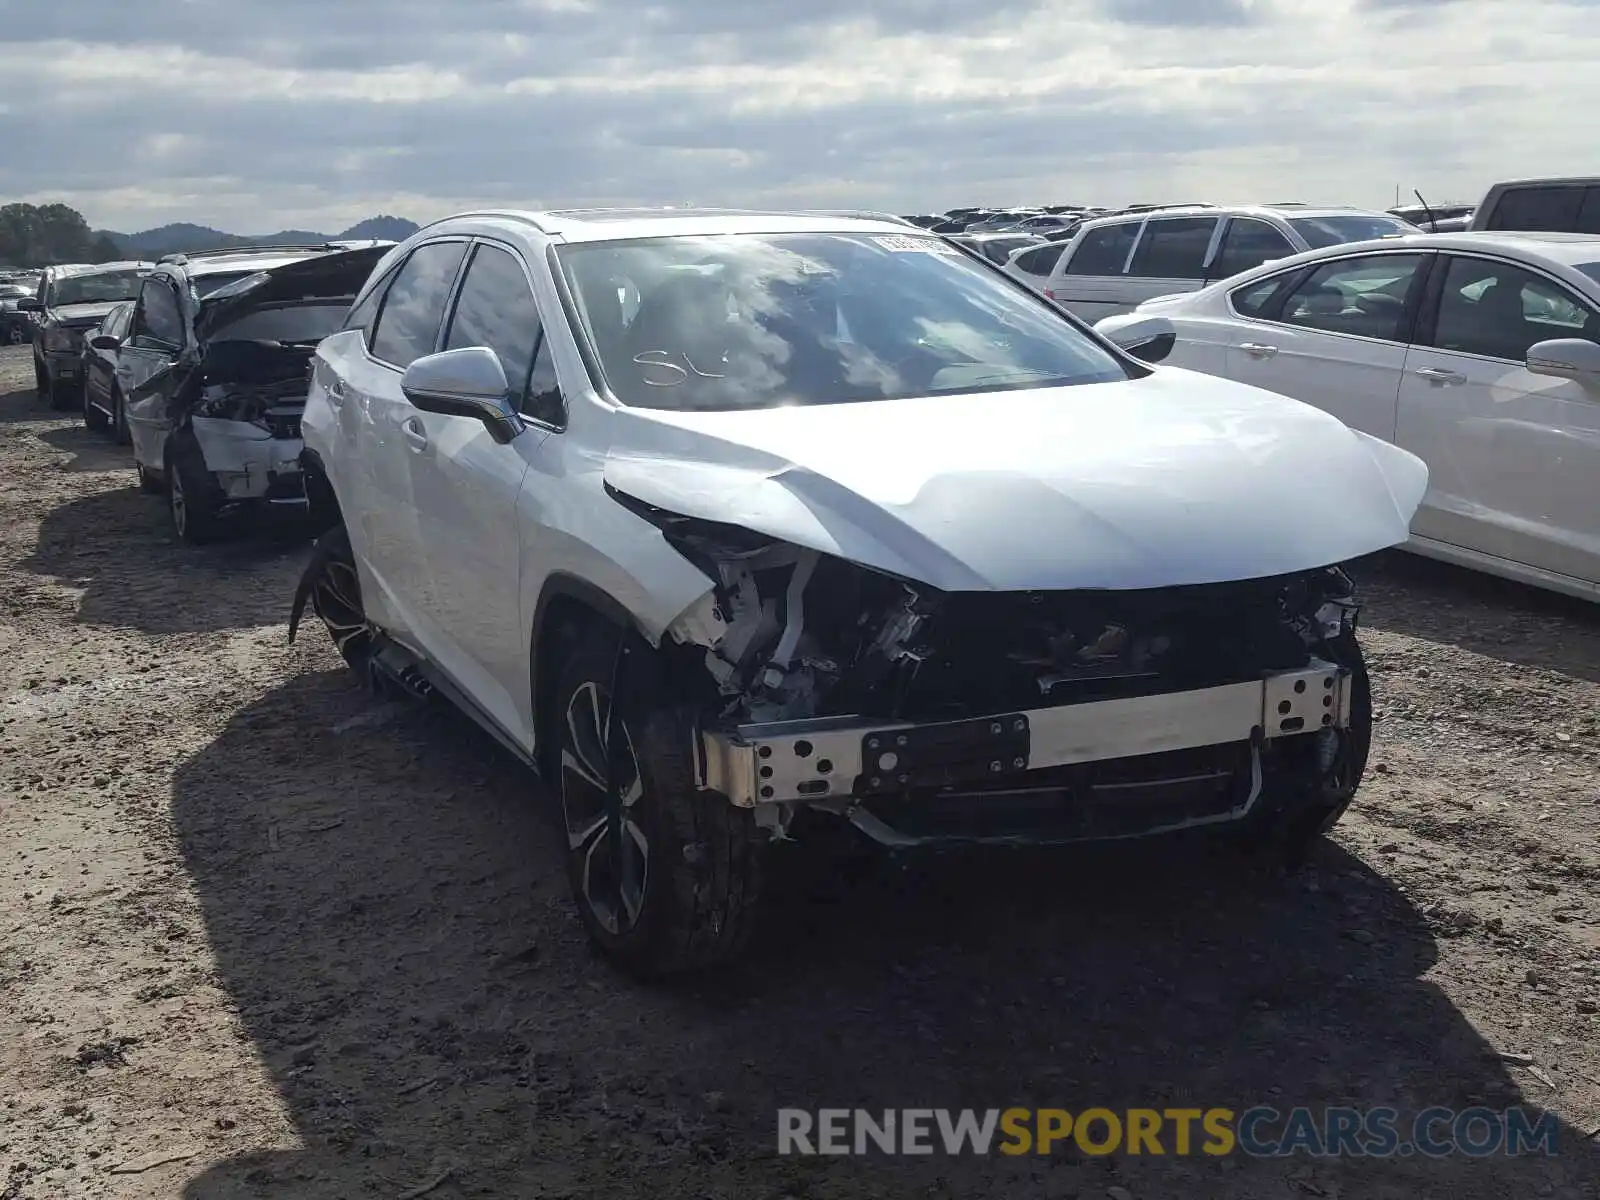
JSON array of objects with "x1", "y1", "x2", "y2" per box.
[{"x1": 623, "y1": 486, "x2": 1359, "y2": 726}]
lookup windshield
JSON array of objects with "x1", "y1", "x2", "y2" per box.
[
  {"x1": 1577, "y1": 263, "x2": 1600, "y2": 287},
  {"x1": 1289, "y1": 215, "x2": 1413, "y2": 249},
  {"x1": 210, "y1": 302, "x2": 352, "y2": 345},
  {"x1": 48, "y1": 269, "x2": 146, "y2": 306},
  {"x1": 555, "y1": 232, "x2": 1129, "y2": 411}
]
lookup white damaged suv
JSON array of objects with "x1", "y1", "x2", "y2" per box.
[{"x1": 290, "y1": 208, "x2": 1427, "y2": 975}]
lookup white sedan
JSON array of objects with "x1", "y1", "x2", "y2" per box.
[{"x1": 1097, "y1": 232, "x2": 1600, "y2": 602}]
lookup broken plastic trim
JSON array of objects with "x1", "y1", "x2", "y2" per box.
[{"x1": 605, "y1": 481, "x2": 776, "y2": 577}]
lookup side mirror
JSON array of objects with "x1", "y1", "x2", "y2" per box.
[
  {"x1": 400, "y1": 346, "x2": 523, "y2": 444},
  {"x1": 1526, "y1": 338, "x2": 1600, "y2": 387},
  {"x1": 89, "y1": 333, "x2": 120, "y2": 351},
  {"x1": 15, "y1": 297, "x2": 41, "y2": 312},
  {"x1": 1095, "y1": 314, "x2": 1176, "y2": 364}
]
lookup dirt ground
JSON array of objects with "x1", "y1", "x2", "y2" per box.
[{"x1": 1, "y1": 341, "x2": 1598, "y2": 1200}]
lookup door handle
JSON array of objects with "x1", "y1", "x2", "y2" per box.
[
  {"x1": 1414, "y1": 366, "x2": 1466, "y2": 386},
  {"x1": 401, "y1": 417, "x2": 429, "y2": 452},
  {"x1": 325, "y1": 378, "x2": 345, "y2": 408},
  {"x1": 1239, "y1": 342, "x2": 1278, "y2": 358}
]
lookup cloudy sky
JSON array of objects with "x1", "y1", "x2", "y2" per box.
[{"x1": 0, "y1": 0, "x2": 1592, "y2": 234}]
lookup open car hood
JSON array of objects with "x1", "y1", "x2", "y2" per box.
[
  {"x1": 193, "y1": 245, "x2": 389, "y2": 342},
  {"x1": 601, "y1": 367, "x2": 1429, "y2": 593}
]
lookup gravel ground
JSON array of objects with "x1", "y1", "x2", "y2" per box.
[{"x1": 1, "y1": 341, "x2": 1598, "y2": 1200}]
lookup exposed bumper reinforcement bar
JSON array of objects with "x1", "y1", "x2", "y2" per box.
[{"x1": 698, "y1": 660, "x2": 1352, "y2": 808}]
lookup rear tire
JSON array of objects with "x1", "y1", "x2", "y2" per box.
[
  {"x1": 295, "y1": 524, "x2": 376, "y2": 677},
  {"x1": 552, "y1": 628, "x2": 765, "y2": 976},
  {"x1": 136, "y1": 462, "x2": 163, "y2": 494}
]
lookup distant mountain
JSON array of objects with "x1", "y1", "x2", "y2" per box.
[{"x1": 95, "y1": 215, "x2": 420, "y2": 258}]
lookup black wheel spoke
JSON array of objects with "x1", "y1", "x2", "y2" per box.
[{"x1": 560, "y1": 675, "x2": 649, "y2": 937}]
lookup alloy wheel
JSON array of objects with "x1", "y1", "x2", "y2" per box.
[
  {"x1": 560, "y1": 679, "x2": 649, "y2": 936},
  {"x1": 169, "y1": 466, "x2": 187, "y2": 538}
]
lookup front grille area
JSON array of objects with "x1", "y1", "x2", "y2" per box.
[{"x1": 857, "y1": 741, "x2": 1252, "y2": 843}]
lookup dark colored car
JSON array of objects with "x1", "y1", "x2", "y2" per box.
[
  {"x1": 22, "y1": 262, "x2": 152, "y2": 408},
  {"x1": 0, "y1": 283, "x2": 38, "y2": 345},
  {"x1": 80, "y1": 301, "x2": 135, "y2": 442}
]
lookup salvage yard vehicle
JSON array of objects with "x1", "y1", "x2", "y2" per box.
[
  {"x1": 1021, "y1": 205, "x2": 1415, "y2": 322},
  {"x1": 80, "y1": 300, "x2": 134, "y2": 442},
  {"x1": 288, "y1": 208, "x2": 1428, "y2": 975},
  {"x1": 1095, "y1": 231, "x2": 1600, "y2": 602},
  {"x1": 20, "y1": 261, "x2": 152, "y2": 408},
  {"x1": 120, "y1": 243, "x2": 390, "y2": 543},
  {"x1": 0, "y1": 281, "x2": 38, "y2": 344}
]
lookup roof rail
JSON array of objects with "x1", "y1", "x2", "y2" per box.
[
  {"x1": 157, "y1": 243, "x2": 343, "y2": 266},
  {"x1": 417, "y1": 209, "x2": 554, "y2": 234}
]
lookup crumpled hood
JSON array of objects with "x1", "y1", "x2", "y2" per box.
[
  {"x1": 52, "y1": 302, "x2": 121, "y2": 328},
  {"x1": 601, "y1": 366, "x2": 1429, "y2": 592},
  {"x1": 194, "y1": 245, "x2": 389, "y2": 341}
]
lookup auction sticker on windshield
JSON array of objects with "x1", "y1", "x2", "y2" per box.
[{"x1": 873, "y1": 235, "x2": 960, "y2": 254}]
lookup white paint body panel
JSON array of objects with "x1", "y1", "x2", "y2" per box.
[
  {"x1": 601, "y1": 367, "x2": 1428, "y2": 593},
  {"x1": 1093, "y1": 231, "x2": 1600, "y2": 599}
]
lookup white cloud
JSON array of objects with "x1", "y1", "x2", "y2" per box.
[{"x1": 0, "y1": 0, "x2": 1593, "y2": 231}]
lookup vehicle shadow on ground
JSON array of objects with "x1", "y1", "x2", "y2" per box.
[
  {"x1": 173, "y1": 671, "x2": 1594, "y2": 1199},
  {"x1": 1352, "y1": 551, "x2": 1600, "y2": 685},
  {"x1": 20, "y1": 478, "x2": 309, "y2": 635},
  {"x1": 33, "y1": 423, "x2": 129, "y2": 472},
  {"x1": 0, "y1": 381, "x2": 56, "y2": 425}
]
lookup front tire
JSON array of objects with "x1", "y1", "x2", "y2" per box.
[
  {"x1": 111, "y1": 387, "x2": 131, "y2": 446},
  {"x1": 1238, "y1": 631, "x2": 1372, "y2": 863},
  {"x1": 33, "y1": 355, "x2": 50, "y2": 406},
  {"x1": 165, "y1": 435, "x2": 223, "y2": 545},
  {"x1": 82, "y1": 380, "x2": 109, "y2": 433},
  {"x1": 553, "y1": 629, "x2": 765, "y2": 976}
]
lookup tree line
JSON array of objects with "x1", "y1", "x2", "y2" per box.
[{"x1": 0, "y1": 203, "x2": 122, "y2": 268}]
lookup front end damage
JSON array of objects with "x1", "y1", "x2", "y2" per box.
[
  {"x1": 186, "y1": 348, "x2": 314, "y2": 507},
  {"x1": 615, "y1": 486, "x2": 1368, "y2": 850}
]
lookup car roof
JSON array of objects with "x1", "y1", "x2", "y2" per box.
[
  {"x1": 1084, "y1": 204, "x2": 1400, "y2": 228},
  {"x1": 426, "y1": 207, "x2": 939, "y2": 244},
  {"x1": 46, "y1": 260, "x2": 152, "y2": 279},
  {"x1": 1417, "y1": 230, "x2": 1600, "y2": 266}
]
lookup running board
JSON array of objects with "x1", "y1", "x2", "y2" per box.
[{"x1": 367, "y1": 635, "x2": 538, "y2": 771}]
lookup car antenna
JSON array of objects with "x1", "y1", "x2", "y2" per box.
[{"x1": 1413, "y1": 188, "x2": 1438, "y2": 231}]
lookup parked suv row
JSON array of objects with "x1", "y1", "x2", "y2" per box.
[{"x1": 1004, "y1": 205, "x2": 1416, "y2": 321}]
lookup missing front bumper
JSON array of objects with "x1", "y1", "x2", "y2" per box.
[{"x1": 698, "y1": 661, "x2": 1352, "y2": 809}]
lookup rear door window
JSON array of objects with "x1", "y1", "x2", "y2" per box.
[
  {"x1": 1486, "y1": 185, "x2": 1585, "y2": 232},
  {"x1": 1127, "y1": 217, "x2": 1220, "y2": 279},
  {"x1": 1211, "y1": 218, "x2": 1297, "y2": 278},
  {"x1": 1013, "y1": 244, "x2": 1066, "y2": 276},
  {"x1": 1064, "y1": 222, "x2": 1139, "y2": 276},
  {"x1": 1272, "y1": 253, "x2": 1425, "y2": 342}
]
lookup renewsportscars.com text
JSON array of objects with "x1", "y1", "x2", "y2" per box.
[{"x1": 777, "y1": 1106, "x2": 1560, "y2": 1158}]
